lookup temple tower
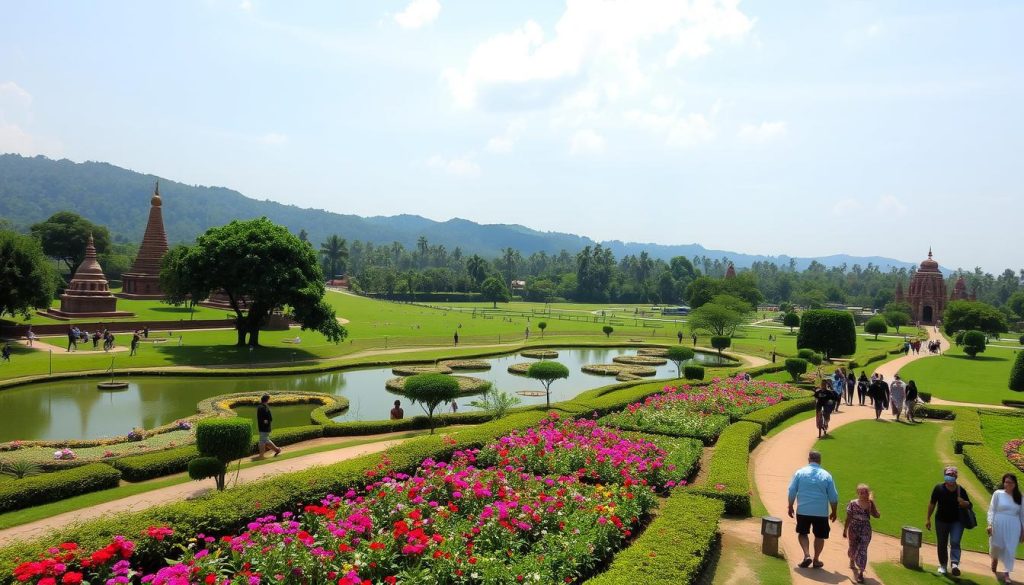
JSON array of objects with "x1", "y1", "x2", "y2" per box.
[
  {"x1": 724, "y1": 263, "x2": 736, "y2": 279},
  {"x1": 46, "y1": 235, "x2": 134, "y2": 318},
  {"x1": 120, "y1": 182, "x2": 169, "y2": 299},
  {"x1": 950, "y1": 276, "x2": 969, "y2": 301},
  {"x1": 905, "y1": 249, "x2": 947, "y2": 324}
]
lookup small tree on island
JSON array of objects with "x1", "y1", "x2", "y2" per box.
[
  {"x1": 666, "y1": 346, "x2": 695, "y2": 378},
  {"x1": 961, "y1": 330, "x2": 987, "y2": 358},
  {"x1": 404, "y1": 373, "x2": 464, "y2": 434},
  {"x1": 864, "y1": 316, "x2": 888, "y2": 340},
  {"x1": 783, "y1": 311, "x2": 800, "y2": 333},
  {"x1": 710, "y1": 336, "x2": 731, "y2": 355},
  {"x1": 1009, "y1": 350, "x2": 1024, "y2": 391},
  {"x1": 797, "y1": 309, "x2": 857, "y2": 359},
  {"x1": 602, "y1": 325, "x2": 614, "y2": 338},
  {"x1": 188, "y1": 418, "x2": 253, "y2": 491},
  {"x1": 785, "y1": 357, "x2": 809, "y2": 381},
  {"x1": 537, "y1": 321, "x2": 547, "y2": 338},
  {"x1": 480, "y1": 276, "x2": 511, "y2": 309},
  {"x1": 527, "y1": 360, "x2": 570, "y2": 408}
]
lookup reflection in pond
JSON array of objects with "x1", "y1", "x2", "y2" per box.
[{"x1": 0, "y1": 348, "x2": 736, "y2": 441}]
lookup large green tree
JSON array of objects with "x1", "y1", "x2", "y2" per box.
[
  {"x1": 687, "y1": 294, "x2": 751, "y2": 336},
  {"x1": 943, "y1": 300, "x2": 1008, "y2": 336},
  {"x1": 160, "y1": 217, "x2": 346, "y2": 347},
  {"x1": 29, "y1": 211, "x2": 111, "y2": 273},
  {"x1": 0, "y1": 230, "x2": 59, "y2": 318},
  {"x1": 480, "y1": 276, "x2": 510, "y2": 308},
  {"x1": 797, "y1": 309, "x2": 857, "y2": 359}
]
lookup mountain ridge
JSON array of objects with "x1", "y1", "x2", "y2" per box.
[{"x1": 0, "y1": 154, "x2": 926, "y2": 271}]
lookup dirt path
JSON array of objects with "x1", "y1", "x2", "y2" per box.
[
  {"x1": 0, "y1": 435, "x2": 410, "y2": 544},
  {"x1": 747, "y1": 326, "x2": 1002, "y2": 584}
]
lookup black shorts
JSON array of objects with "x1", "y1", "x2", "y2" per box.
[{"x1": 795, "y1": 514, "x2": 830, "y2": 538}]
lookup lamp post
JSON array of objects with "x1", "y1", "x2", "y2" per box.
[
  {"x1": 900, "y1": 526, "x2": 923, "y2": 568},
  {"x1": 760, "y1": 516, "x2": 783, "y2": 556}
]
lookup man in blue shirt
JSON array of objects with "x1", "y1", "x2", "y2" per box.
[{"x1": 788, "y1": 450, "x2": 840, "y2": 569}]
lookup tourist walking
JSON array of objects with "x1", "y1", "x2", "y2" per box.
[
  {"x1": 788, "y1": 450, "x2": 840, "y2": 570},
  {"x1": 390, "y1": 399, "x2": 404, "y2": 420},
  {"x1": 256, "y1": 394, "x2": 282, "y2": 457},
  {"x1": 869, "y1": 375, "x2": 887, "y2": 420},
  {"x1": 451, "y1": 400, "x2": 458, "y2": 414},
  {"x1": 453, "y1": 331, "x2": 459, "y2": 346},
  {"x1": 845, "y1": 371, "x2": 856, "y2": 406},
  {"x1": 67, "y1": 326, "x2": 77, "y2": 352},
  {"x1": 130, "y1": 332, "x2": 140, "y2": 357},
  {"x1": 890, "y1": 374, "x2": 906, "y2": 422},
  {"x1": 25, "y1": 326, "x2": 36, "y2": 347},
  {"x1": 926, "y1": 465, "x2": 972, "y2": 576},
  {"x1": 987, "y1": 473, "x2": 1024, "y2": 584},
  {"x1": 677, "y1": 331, "x2": 683, "y2": 344},
  {"x1": 831, "y1": 369, "x2": 845, "y2": 413},
  {"x1": 905, "y1": 380, "x2": 919, "y2": 423},
  {"x1": 844, "y1": 483, "x2": 881, "y2": 583},
  {"x1": 857, "y1": 372, "x2": 870, "y2": 406},
  {"x1": 813, "y1": 380, "x2": 835, "y2": 438},
  {"x1": 1, "y1": 342, "x2": 10, "y2": 362}
]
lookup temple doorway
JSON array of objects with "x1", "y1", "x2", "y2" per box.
[{"x1": 923, "y1": 306, "x2": 933, "y2": 323}]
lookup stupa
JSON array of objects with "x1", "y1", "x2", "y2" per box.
[
  {"x1": 45, "y1": 234, "x2": 134, "y2": 318},
  {"x1": 120, "y1": 182, "x2": 169, "y2": 299},
  {"x1": 903, "y1": 248, "x2": 946, "y2": 324}
]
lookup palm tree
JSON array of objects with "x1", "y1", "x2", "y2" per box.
[
  {"x1": 319, "y1": 235, "x2": 348, "y2": 279},
  {"x1": 466, "y1": 254, "x2": 488, "y2": 286}
]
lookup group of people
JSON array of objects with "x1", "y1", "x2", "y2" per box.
[
  {"x1": 789, "y1": 452, "x2": 1024, "y2": 584},
  {"x1": 813, "y1": 369, "x2": 921, "y2": 436},
  {"x1": 66, "y1": 326, "x2": 119, "y2": 352},
  {"x1": 903, "y1": 338, "x2": 944, "y2": 355}
]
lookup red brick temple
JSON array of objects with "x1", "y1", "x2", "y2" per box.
[
  {"x1": 898, "y1": 249, "x2": 947, "y2": 324},
  {"x1": 45, "y1": 234, "x2": 134, "y2": 319},
  {"x1": 724, "y1": 263, "x2": 736, "y2": 279},
  {"x1": 120, "y1": 182, "x2": 169, "y2": 299},
  {"x1": 950, "y1": 276, "x2": 975, "y2": 301}
]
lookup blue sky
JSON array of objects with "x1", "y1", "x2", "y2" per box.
[{"x1": 1, "y1": 0, "x2": 1021, "y2": 272}]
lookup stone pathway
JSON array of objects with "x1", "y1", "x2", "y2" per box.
[
  {"x1": 745, "y1": 326, "x2": 1007, "y2": 584},
  {"x1": 0, "y1": 434, "x2": 409, "y2": 544}
]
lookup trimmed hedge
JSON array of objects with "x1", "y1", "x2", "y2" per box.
[
  {"x1": 1010, "y1": 350, "x2": 1024, "y2": 391},
  {"x1": 951, "y1": 408, "x2": 984, "y2": 453},
  {"x1": 746, "y1": 364, "x2": 786, "y2": 378},
  {"x1": 848, "y1": 351, "x2": 887, "y2": 370},
  {"x1": 0, "y1": 463, "x2": 121, "y2": 514},
  {"x1": 739, "y1": 396, "x2": 815, "y2": 433},
  {"x1": 588, "y1": 493, "x2": 724, "y2": 585},
  {"x1": 688, "y1": 421, "x2": 762, "y2": 516},
  {"x1": 321, "y1": 412, "x2": 497, "y2": 436},
  {"x1": 962, "y1": 444, "x2": 1020, "y2": 492},
  {"x1": 683, "y1": 365, "x2": 705, "y2": 381},
  {"x1": 915, "y1": 405, "x2": 956, "y2": 421},
  {"x1": 112, "y1": 446, "x2": 199, "y2": 482}
]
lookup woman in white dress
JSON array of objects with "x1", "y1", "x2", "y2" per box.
[{"x1": 987, "y1": 472, "x2": 1024, "y2": 584}]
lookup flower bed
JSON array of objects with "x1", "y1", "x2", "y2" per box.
[
  {"x1": 1004, "y1": 438, "x2": 1024, "y2": 473},
  {"x1": 612, "y1": 355, "x2": 668, "y2": 366}
]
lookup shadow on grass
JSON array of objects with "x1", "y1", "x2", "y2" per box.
[
  {"x1": 154, "y1": 344, "x2": 321, "y2": 367},
  {"x1": 946, "y1": 354, "x2": 1010, "y2": 363}
]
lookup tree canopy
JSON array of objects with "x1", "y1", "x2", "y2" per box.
[
  {"x1": 159, "y1": 217, "x2": 346, "y2": 347},
  {"x1": 864, "y1": 315, "x2": 888, "y2": 340},
  {"x1": 29, "y1": 211, "x2": 111, "y2": 273},
  {"x1": 943, "y1": 300, "x2": 1008, "y2": 336},
  {"x1": 687, "y1": 294, "x2": 751, "y2": 336},
  {"x1": 480, "y1": 276, "x2": 510, "y2": 308},
  {"x1": 404, "y1": 373, "x2": 463, "y2": 434},
  {"x1": 797, "y1": 309, "x2": 857, "y2": 358},
  {"x1": 666, "y1": 346, "x2": 695, "y2": 377},
  {"x1": 0, "y1": 230, "x2": 59, "y2": 318},
  {"x1": 527, "y1": 360, "x2": 570, "y2": 408}
]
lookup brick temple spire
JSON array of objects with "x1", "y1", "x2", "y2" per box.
[
  {"x1": 45, "y1": 234, "x2": 133, "y2": 318},
  {"x1": 120, "y1": 181, "x2": 170, "y2": 299}
]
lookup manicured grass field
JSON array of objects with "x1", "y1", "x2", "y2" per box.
[
  {"x1": 4, "y1": 293, "x2": 232, "y2": 325},
  {"x1": 979, "y1": 412, "x2": 1024, "y2": 461},
  {"x1": 897, "y1": 344, "x2": 1021, "y2": 405},
  {"x1": 708, "y1": 527, "x2": 791, "y2": 584},
  {"x1": 814, "y1": 417, "x2": 1023, "y2": 556},
  {"x1": 872, "y1": 562, "x2": 999, "y2": 585}
]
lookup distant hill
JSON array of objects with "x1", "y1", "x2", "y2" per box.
[{"x1": 0, "y1": 154, "x2": 923, "y2": 271}]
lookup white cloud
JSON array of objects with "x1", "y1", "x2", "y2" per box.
[
  {"x1": 426, "y1": 153, "x2": 480, "y2": 177},
  {"x1": 831, "y1": 198, "x2": 861, "y2": 216},
  {"x1": 876, "y1": 194, "x2": 908, "y2": 216},
  {"x1": 0, "y1": 81, "x2": 61, "y2": 156},
  {"x1": 238, "y1": 0, "x2": 253, "y2": 12},
  {"x1": 0, "y1": 82, "x2": 33, "y2": 108},
  {"x1": 394, "y1": 0, "x2": 441, "y2": 30},
  {"x1": 485, "y1": 119, "x2": 526, "y2": 154},
  {"x1": 569, "y1": 129, "x2": 606, "y2": 155},
  {"x1": 624, "y1": 106, "x2": 717, "y2": 148},
  {"x1": 738, "y1": 121, "x2": 787, "y2": 144},
  {"x1": 257, "y1": 132, "x2": 289, "y2": 145}
]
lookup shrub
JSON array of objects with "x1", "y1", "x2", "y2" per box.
[
  {"x1": 112, "y1": 446, "x2": 199, "y2": 482},
  {"x1": 587, "y1": 493, "x2": 724, "y2": 585},
  {"x1": 962, "y1": 330, "x2": 987, "y2": 358},
  {"x1": 187, "y1": 457, "x2": 226, "y2": 484},
  {"x1": 688, "y1": 421, "x2": 762, "y2": 515},
  {"x1": 602, "y1": 325, "x2": 614, "y2": 338},
  {"x1": 0, "y1": 463, "x2": 120, "y2": 514},
  {"x1": 683, "y1": 365, "x2": 705, "y2": 381},
  {"x1": 195, "y1": 418, "x2": 252, "y2": 491},
  {"x1": 1009, "y1": 350, "x2": 1024, "y2": 391},
  {"x1": 951, "y1": 408, "x2": 983, "y2": 453},
  {"x1": 537, "y1": 321, "x2": 547, "y2": 337},
  {"x1": 527, "y1": 360, "x2": 570, "y2": 408},
  {"x1": 796, "y1": 348, "x2": 823, "y2": 366},
  {"x1": 785, "y1": 357, "x2": 809, "y2": 381},
  {"x1": 0, "y1": 460, "x2": 42, "y2": 479},
  {"x1": 783, "y1": 311, "x2": 800, "y2": 333},
  {"x1": 740, "y1": 396, "x2": 815, "y2": 433},
  {"x1": 963, "y1": 444, "x2": 1020, "y2": 492},
  {"x1": 797, "y1": 309, "x2": 857, "y2": 358},
  {"x1": 710, "y1": 335, "x2": 731, "y2": 354},
  {"x1": 954, "y1": 330, "x2": 966, "y2": 346},
  {"x1": 467, "y1": 386, "x2": 522, "y2": 420},
  {"x1": 404, "y1": 373, "x2": 463, "y2": 434},
  {"x1": 913, "y1": 405, "x2": 955, "y2": 420},
  {"x1": 666, "y1": 346, "x2": 695, "y2": 378},
  {"x1": 864, "y1": 316, "x2": 888, "y2": 340}
]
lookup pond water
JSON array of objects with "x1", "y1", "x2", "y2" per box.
[{"x1": 0, "y1": 348, "x2": 735, "y2": 441}]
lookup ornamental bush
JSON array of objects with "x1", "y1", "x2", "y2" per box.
[
  {"x1": 785, "y1": 357, "x2": 809, "y2": 381},
  {"x1": 783, "y1": 311, "x2": 800, "y2": 333},
  {"x1": 404, "y1": 373, "x2": 462, "y2": 434},
  {"x1": 962, "y1": 330, "x2": 987, "y2": 358},
  {"x1": 796, "y1": 348, "x2": 823, "y2": 365},
  {"x1": 683, "y1": 365, "x2": 705, "y2": 381},
  {"x1": 187, "y1": 457, "x2": 226, "y2": 487},
  {"x1": 527, "y1": 360, "x2": 570, "y2": 408},
  {"x1": 666, "y1": 346, "x2": 695, "y2": 377},
  {"x1": 864, "y1": 316, "x2": 888, "y2": 340},
  {"x1": 710, "y1": 335, "x2": 731, "y2": 354},
  {"x1": 797, "y1": 309, "x2": 856, "y2": 358},
  {"x1": 0, "y1": 463, "x2": 121, "y2": 514},
  {"x1": 688, "y1": 421, "x2": 762, "y2": 515},
  {"x1": 194, "y1": 418, "x2": 252, "y2": 491},
  {"x1": 1009, "y1": 350, "x2": 1024, "y2": 391},
  {"x1": 602, "y1": 325, "x2": 614, "y2": 338}
]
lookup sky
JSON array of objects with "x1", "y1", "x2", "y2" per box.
[{"x1": 1, "y1": 0, "x2": 1022, "y2": 272}]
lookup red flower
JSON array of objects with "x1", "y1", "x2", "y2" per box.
[{"x1": 61, "y1": 573, "x2": 83, "y2": 585}]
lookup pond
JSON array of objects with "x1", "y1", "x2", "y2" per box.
[{"x1": 0, "y1": 348, "x2": 736, "y2": 441}]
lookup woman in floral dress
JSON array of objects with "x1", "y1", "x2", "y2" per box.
[{"x1": 843, "y1": 483, "x2": 881, "y2": 583}]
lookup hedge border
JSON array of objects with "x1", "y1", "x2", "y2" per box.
[
  {"x1": 0, "y1": 463, "x2": 121, "y2": 514},
  {"x1": 962, "y1": 444, "x2": 1020, "y2": 492},
  {"x1": 739, "y1": 396, "x2": 815, "y2": 433},
  {"x1": 688, "y1": 421, "x2": 762, "y2": 516}
]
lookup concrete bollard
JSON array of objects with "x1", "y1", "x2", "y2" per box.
[
  {"x1": 900, "y1": 526, "x2": 923, "y2": 568},
  {"x1": 761, "y1": 516, "x2": 783, "y2": 556}
]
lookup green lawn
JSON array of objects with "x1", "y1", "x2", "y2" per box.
[
  {"x1": 979, "y1": 412, "x2": 1024, "y2": 461},
  {"x1": 897, "y1": 344, "x2": 1020, "y2": 405},
  {"x1": 4, "y1": 293, "x2": 232, "y2": 325},
  {"x1": 814, "y1": 418, "x2": 1023, "y2": 557},
  {"x1": 708, "y1": 528, "x2": 791, "y2": 584},
  {"x1": 872, "y1": 562, "x2": 1000, "y2": 585}
]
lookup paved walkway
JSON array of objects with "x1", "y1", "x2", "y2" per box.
[
  {"x1": 0, "y1": 435, "x2": 409, "y2": 544},
  {"x1": 746, "y1": 327, "x2": 1007, "y2": 585}
]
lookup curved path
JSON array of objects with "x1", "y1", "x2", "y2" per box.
[
  {"x1": 749, "y1": 327, "x2": 1004, "y2": 584},
  {"x1": 0, "y1": 434, "x2": 410, "y2": 544}
]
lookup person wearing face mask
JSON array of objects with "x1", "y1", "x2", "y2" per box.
[{"x1": 925, "y1": 465, "x2": 973, "y2": 576}]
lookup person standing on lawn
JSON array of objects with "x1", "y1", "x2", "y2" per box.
[
  {"x1": 256, "y1": 394, "x2": 282, "y2": 458},
  {"x1": 844, "y1": 483, "x2": 881, "y2": 583},
  {"x1": 925, "y1": 465, "x2": 972, "y2": 576},
  {"x1": 788, "y1": 450, "x2": 840, "y2": 570},
  {"x1": 987, "y1": 473, "x2": 1024, "y2": 584}
]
